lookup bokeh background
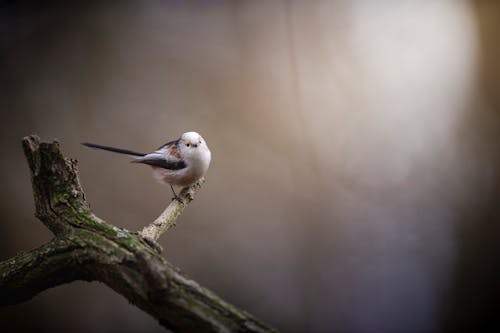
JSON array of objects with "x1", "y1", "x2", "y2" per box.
[{"x1": 1, "y1": 1, "x2": 499, "y2": 332}]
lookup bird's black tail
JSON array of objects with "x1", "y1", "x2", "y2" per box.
[{"x1": 82, "y1": 142, "x2": 145, "y2": 157}]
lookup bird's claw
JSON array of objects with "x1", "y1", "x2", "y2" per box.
[{"x1": 172, "y1": 195, "x2": 184, "y2": 204}]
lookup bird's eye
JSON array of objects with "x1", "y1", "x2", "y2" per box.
[{"x1": 186, "y1": 143, "x2": 190, "y2": 147}]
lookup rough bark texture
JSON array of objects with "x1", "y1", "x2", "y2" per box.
[{"x1": 0, "y1": 135, "x2": 276, "y2": 333}]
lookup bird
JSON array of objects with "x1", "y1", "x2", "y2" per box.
[{"x1": 82, "y1": 131, "x2": 211, "y2": 200}]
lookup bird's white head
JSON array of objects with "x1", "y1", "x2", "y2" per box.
[
  {"x1": 180, "y1": 132, "x2": 203, "y2": 147},
  {"x1": 178, "y1": 131, "x2": 211, "y2": 165}
]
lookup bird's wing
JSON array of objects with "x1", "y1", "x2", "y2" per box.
[
  {"x1": 133, "y1": 150, "x2": 186, "y2": 170},
  {"x1": 157, "y1": 139, "x2": 179, "y2": 151}
]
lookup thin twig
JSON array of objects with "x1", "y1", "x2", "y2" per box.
[{"x1": 139, "y1": 178, "x2": 205, "y2": 241}]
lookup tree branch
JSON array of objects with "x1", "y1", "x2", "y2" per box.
[
  {"x1": 0, "y1": 135, "x2": 276, "y2": 333},
  {"x1": 0, "y1": 237, "x2": 92, "y2": 305},
  {"x1": 140, "y1": 179, "x2": 205, "y2": 241}
]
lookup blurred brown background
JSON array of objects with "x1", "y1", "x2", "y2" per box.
[{"x1": 1, "y1": 1, "x2": 499, "y2": 332}]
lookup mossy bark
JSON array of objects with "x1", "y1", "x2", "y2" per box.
[{"x1": 0, "y1": 136, "x2": 276, "y2": 333}]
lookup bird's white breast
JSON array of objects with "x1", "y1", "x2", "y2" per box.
[{"x1": 154, "y1": 144, "x2": 211, "y2": 187}]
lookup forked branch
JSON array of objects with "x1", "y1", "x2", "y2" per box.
[{"x1": 0, "y1": 135, "x2": 276, "y2": 333}]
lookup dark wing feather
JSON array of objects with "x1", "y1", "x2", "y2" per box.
[
  {"x1": 133, "y1": 151, "x2": 186, "y2": 170},
  {"x1": 134, "y1": 158, "x2": 186, "y2": 170},
  {"x1": 157, "y1": 139, "x2": 179, "y2": 150}
]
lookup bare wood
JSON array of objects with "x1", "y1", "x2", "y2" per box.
[
  {"x1": 140, "y1": 179, "x2": 205, "y2": 241},
  {"x1": 0, "y1": 135, "x2": 276, "y2": 333}
]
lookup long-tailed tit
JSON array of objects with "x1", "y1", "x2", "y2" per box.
[{"x1": 83, "y1": 131, "x2": 211, "y2": 200}]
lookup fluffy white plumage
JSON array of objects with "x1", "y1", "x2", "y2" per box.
[
  {"x1": 82, "y1": 131, "x2": 211, "y2": 197},
  {"x1": 150, "y1": 132, "x2": 211, "y2": 187}
]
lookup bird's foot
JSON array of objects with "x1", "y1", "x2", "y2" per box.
[
  {"x1": 172, "y1": 194, "x2": 184, "y2": 204},
  {"x1": 169, "y1": 184, "x2": 184, "y2": 203}
]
